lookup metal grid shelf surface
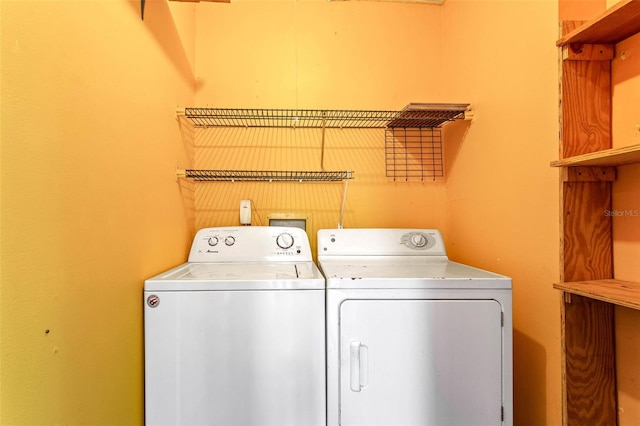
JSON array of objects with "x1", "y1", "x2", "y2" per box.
[
  {"x1": 178, "y1": 169, "x2": 354, "y2": 182},
  {"x1": 180, "y1": 103, "x2": 469, "y2": 129},
  {"x1": 385, "y1": 128, "x2": 443, "y2": 181},
  {"x1": 386, "y1": 103, "x2": 470, "y2": 128}
]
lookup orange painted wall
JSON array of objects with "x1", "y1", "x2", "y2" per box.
[
  {"x1": 192, "y1": 1, "x2": 452, "y2": 248},
  {"x1": 0, "y1": 0, "x2": 582, "y2": 424},
  {"x1": 0, "y1": 1, "x2": 195, "y2": 424},
  {"x1": 442, "y1": 1, "x2": 560, "y2": 424},
  {"x1": 193, "y1": 1, "x2": 561, "y2": 425}
]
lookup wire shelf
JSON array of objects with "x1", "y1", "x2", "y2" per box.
[
  {"x1": 386, "y1": 103, "x2": 470, "y2": 128},
  {"x1": 385, "y1": 128, "x2": 443, "y2": 181},
  {"x1": 178, "y1": 103, "x2": 469, "y2": 183},
  {"x1": 180, "y1": 103, "x2": 469, "y2": 129},
  {"x1": 178, "y1": 169, "x2": 354, "y2": 182}
]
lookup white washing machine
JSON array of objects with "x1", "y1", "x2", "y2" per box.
[
  {"x1": 144, "y1": 226, "x2": 326, "y2": 426},
  {"x1": 317, "y1": 228, "x2": 512, "y2": 426}
]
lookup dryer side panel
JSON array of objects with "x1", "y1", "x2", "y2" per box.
[{"x1": 339, "y1": 299, "x2": 503, "y2": 426}]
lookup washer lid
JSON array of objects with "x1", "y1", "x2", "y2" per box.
[
  {"x1": 145, "y1": 262, "x2": 325, "y2": 291},
  {"x1": 318, "y1": 257, "x2": 511, "y2": 289}
]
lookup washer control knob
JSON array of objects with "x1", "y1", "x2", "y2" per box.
[
  {"x1": 411, "y1": 233, "x2": 427, "y2": 248},
  {"x1": 208, "y1": 237, "x2": 219, "y2": 246},
  {"x1": 224, "y1": 236, "x2": 236, "y2": 246},
  {"x1": 276, "y1": 233, "x2": 295, "y2": 249}
]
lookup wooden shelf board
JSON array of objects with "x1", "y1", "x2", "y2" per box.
[
  {"x1": 551, "y1": 144, "x2": 640, "y2": 167},
  {"x1": 557, "y1": 0, "x2": 640, "y2": 46},
  {"x1": 554, "y1": 279, "x2": 640, "y2": 310}
]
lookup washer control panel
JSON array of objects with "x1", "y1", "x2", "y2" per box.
[
  {"x1": 276, "y1": 232, "x2": 295, "y2": 249},
  {"x1": 188, "y1": 226, "x2": 312, "y2": 262}
]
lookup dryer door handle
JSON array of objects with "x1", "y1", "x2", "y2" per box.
[{"x1": 350, "y1": 341, "x2": 368, "y2": 392}]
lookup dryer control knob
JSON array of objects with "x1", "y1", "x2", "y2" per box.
[
  {"x1": 411, "y1": 233, "x2": 427, "y2": 248},
  {"x1": 224, "y1": 236, "x2": 236, "y2": 246},
  {"x1": 208, "y1": 237, "x2": 219, "y2": 246},
  {"x1": 276, "y1": 233, "x2": 295, "y2": 249}
]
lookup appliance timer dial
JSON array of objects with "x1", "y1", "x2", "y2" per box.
[
  {"x1": 276, "y1": 233, "x2": 295, "y2": 249},
  {"x1": 411, "y1": 233, "x2": 427, "y2": 248}
]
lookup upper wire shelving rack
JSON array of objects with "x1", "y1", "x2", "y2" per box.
[
  {"x1": 178, "y1": 103, "x2": 470, "y2": 129},
  {"x1": 176, "y1": 103, "x2": 471, "y2": 182}
]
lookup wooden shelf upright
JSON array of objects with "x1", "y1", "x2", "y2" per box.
[{"x1": 553, "y1": 1, "x2": 640, "y2": 424}]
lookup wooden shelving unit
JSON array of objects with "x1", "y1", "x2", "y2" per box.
[{"x1": 553, "y1": 1, "x2": 640, "y2": 424}]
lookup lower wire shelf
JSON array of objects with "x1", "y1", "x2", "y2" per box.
[{"x1": 176, "y1": 168, "x2": 354, "y2": 182}]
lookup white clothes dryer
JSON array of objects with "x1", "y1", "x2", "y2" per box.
[
  {"x1": 317, "y1": 228, "x2": 512, "y2": 426},
  {"x1": 144, "y1": 226, "x2": 325, "y2": 426}
]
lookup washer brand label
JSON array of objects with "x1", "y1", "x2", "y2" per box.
[{"x1": 147, "y1": 295, "x2": 160, "y2": 308}]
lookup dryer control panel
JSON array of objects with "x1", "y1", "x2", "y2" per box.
[
  {"x1": 189, "y1": 226, "x2": 313, "y2": 262},
  {"x1": 318, "y1": 228, "x2": 447, "y2": 257}
]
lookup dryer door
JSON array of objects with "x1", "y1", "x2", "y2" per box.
[{"x1": 340, "y1": 299, "x2": 503, "y2": 426}]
